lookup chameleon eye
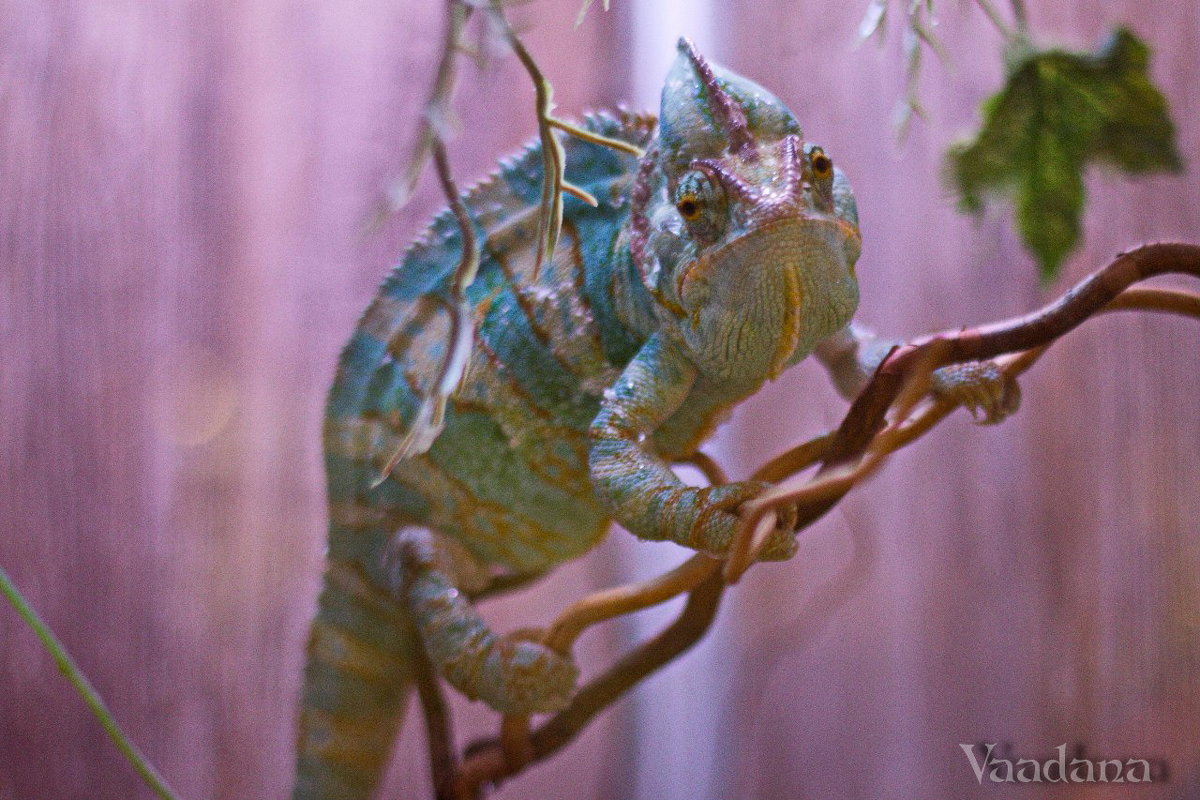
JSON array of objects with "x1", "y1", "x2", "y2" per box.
[
  {"x1": 676, "y1": 197, "x2": 701, "y2": 220},
  {"x1": 673, "y1": 169, "x2": 727, "y2": 243},
  {"x1": 810, "y1": 147, "x2": 833, "y2": 180},
  {"x1": 808, "y1": 146, "x2": 835, "y2": 211}
]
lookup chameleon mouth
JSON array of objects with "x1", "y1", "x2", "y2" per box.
[{"x1": 675, "y1": 215, "x2": 858, "y2": 298}]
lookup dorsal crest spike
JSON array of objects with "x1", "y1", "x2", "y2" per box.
[
  {"x1": 780, "y1": 135, "x2": 804, "y2": 197},
  {"x1": 676, "y1": 38, "x2": 757, "y2": 160}
]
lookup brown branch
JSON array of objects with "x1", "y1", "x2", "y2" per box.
[
  {"x1": 377, "y1": 0, "x2": 472, "y2": 216},
  {"x1": 1103, "y1": 286, "x2": 1200, "y2": 316},
  {"x1": 499, "y1": 714, "x2": 533, "y2": 774},
  {"x1": 750, "y1": 431, "x2": 834, "y2": 484},
  {"x1": 723, "y1": 248, "x2": 1200, "y2": 579},
  {"x1": 725, "y1": 260, "x2": 1200, "y2": 577},
  {"x1": 678, "y1": 450, "x2": 730, "y2": 486},
  {"x1": 373, "y1": 142, "x2": 479, "y2": 485},
  {"x1": 413, "y1": 640, "x2": 457, "y2": 800},
  {"x1": 727, "y1": 244, "x2": 1200, "y2": 574},
  {"x1": 437, "y1": 249, "x2": 1200, "y2": 792},
  {"x1": 824, "y1": 243, "x2": 1200, "y2": 471},
  {"x1": 739, "y1": 285, "x2": 1199, "y2": 501},
  {"x1": 728, "y1": 309, "x2": 1190, "y2": 579},
  {"x1": 543, "y1": 554, "x2": 719, "y2": 654},
  {"x1": 484, "y1": 1, "x2": 642, "y2": 281}
]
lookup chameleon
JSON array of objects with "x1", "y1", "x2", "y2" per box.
[{"x1": 293, "y1": 39, "x2": 1018, "y2": 799}]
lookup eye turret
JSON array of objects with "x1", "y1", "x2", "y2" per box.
[
  {"x1": 673, "y1": 169, "x2": 728, "y2": 244},
  {"x1": 808, "y1": 146, "x2": 835, "y2": 212}
]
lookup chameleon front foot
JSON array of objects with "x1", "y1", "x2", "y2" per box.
[
  {"x1": 703, "y1": 481, "x2": 798, "y2": 562},
  {"x1": 931, "y1": 361, "x2": 1022, "y2": 424},
  {"x1": 390, "y1": 530, "x2": 578, "y2": 715}
]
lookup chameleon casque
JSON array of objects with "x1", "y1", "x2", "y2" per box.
[{"x1": 293, "y1": 39, "x2": 1014, "y2": 799}]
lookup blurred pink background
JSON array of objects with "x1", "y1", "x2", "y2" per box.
[{"x1": 2, "y1": 1, "x2": 1198, "y2": 798}]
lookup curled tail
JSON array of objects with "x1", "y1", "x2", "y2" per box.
[{"x1": 293, "y1": 546, "x2": 417, "y2": 800}]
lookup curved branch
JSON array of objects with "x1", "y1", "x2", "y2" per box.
[
  {"x1": 739, "y1": 285, "x2": 1199, "y2": 500},
  {"x1": 441, "y1": 247, "x2": 1200, "y2": 792},
  {"x1": 543, "y1": 554, "x2": 719, "y2": 654},
  {"x1": 725, "y1": 253, "x2": 1200, "y2": 577},
  {"x1": 1103, "y1": 286, "x2": 1200, "y2": 316},
  {"x1": 750, "y1": 431, "x2": 834, "y2": 484},
  {"x1": 825, "y1": 243, "x2": 1200, "y2": 471},
  {"x1": 678, "y1": 450, "x2": 730, "y2": 486},
  {"x1": 724, "y1": 249, "x2": 1200, "y2": 579}
]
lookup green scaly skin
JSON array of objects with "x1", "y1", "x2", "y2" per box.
[{"x1": 292, "y1": 39, "x2": 1014, "y2": 799}]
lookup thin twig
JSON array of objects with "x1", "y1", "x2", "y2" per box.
[
  {"x1": 548, "y1": 117, "x2": 644, "y2": 157},
  {"x1": 485, "y1": 0, "x2": 643, "y2": 278},
  {"x1": 0, "y1": 567, "x2": 181, "y2": 800},
  {"x1": 377, "y1": 0, "x2": 648, "y2": 483},
  {"x1": 499, "y1": 714, "x2": 533, "y2": 773},
  {"x1": 379, "y1": 0, "x2": 472, "y2": 217},
  {"x1": 574, "y1": 0, "x2": 610, "y2": 28},
  {"x1": 1103, "y1": 286, "x2": 1200, "y2": 317},
  {"x1": 543, "y1": 554, "x2": 719, "y2": 654},
  {"x1": 486, "y1": 1, "x2": 565, "y2": 277},
  {"x1": 373, "y1": 143, "x2": 479, "y2": 484},
  {"x1": 678, "y1": 450, "x2": 730, "y2": 486},
  {"x1": 750, "y1": 432, "x2": 834, "y2": 484}
]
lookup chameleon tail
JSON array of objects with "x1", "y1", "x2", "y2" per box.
[{"x1": 293, "y1": 547, "x2": 416, "y2": 800}]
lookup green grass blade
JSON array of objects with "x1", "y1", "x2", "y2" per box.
[{"x1": 0, "y1": 565, "x2": 181, "y2": 800}]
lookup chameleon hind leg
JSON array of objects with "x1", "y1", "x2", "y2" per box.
[{"x1": 390, "y1": 528, "x2": 579, "y2": 714}]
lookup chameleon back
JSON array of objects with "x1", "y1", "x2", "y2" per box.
[{"x1": 294, "y1": 111, "x2": 656, "y2": 799}]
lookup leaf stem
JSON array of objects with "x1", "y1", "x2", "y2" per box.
[
  {"x1": 973, "y1": 0, "x2": 1013, "y2": 38},
  {"x1": 1010, "y1": 0, "x2": 1029, "y2": 32}
]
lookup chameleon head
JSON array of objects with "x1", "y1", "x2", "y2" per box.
[{"x1": 631, "y1": 39, "x2": 862, "y2": 381}]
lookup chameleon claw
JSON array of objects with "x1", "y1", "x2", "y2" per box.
[{"x1": 930, "y1": 360, "x2": 1021, "y2": 425}]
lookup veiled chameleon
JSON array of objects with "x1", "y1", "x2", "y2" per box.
[{"x1": 293, "y1": 39, "x2": 1016, "y2": 799}]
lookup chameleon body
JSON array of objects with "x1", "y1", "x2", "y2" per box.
[{"x1": 293, "y1": 40, "x2": 1011, "y2": 799}]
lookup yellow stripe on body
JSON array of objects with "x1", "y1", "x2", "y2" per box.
[{"x1": 392, "y1": 450, "x2": 574, "y2": 573}]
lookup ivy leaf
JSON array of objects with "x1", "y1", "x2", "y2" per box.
[{"x1": 948, "y1": 28, "x2": 1182, "y2": 281}]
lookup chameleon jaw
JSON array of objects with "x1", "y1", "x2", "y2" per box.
[{"x1": 673, "y1": 215, "x2": 860, "y2": 380}]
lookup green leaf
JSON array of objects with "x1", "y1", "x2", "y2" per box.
[{"x1": 948, "y1": 27, "x2": 1182, "y2": 281}]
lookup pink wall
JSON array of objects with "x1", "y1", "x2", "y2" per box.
[{"x1": 2, "y1": 2, "x2": 1197, "y2": 798}]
